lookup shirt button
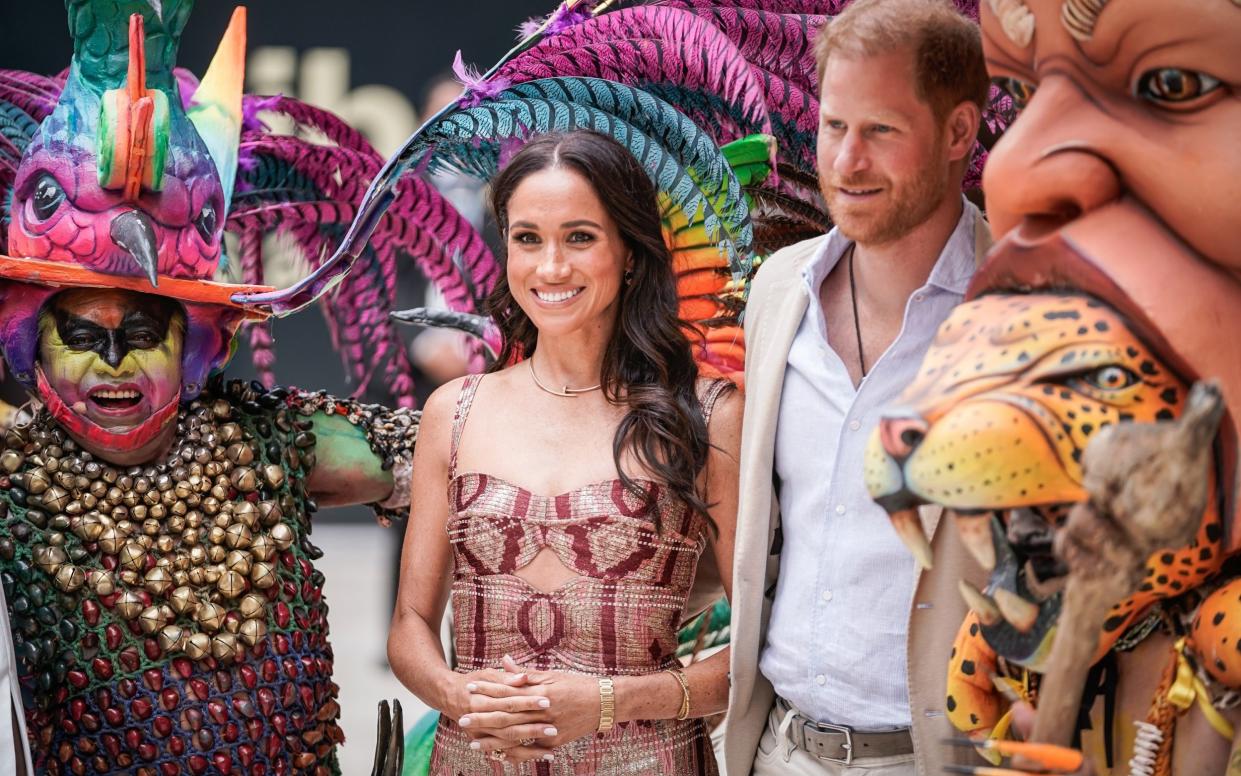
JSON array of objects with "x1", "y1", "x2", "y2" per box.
[
  {"x1": 835, "y1": 504, "x2": 846, "y2": 515},
  {"x1": 815, "y1": 674, "x2": 826, "y2": 686},
  {"x1": 821, "y1": 589, "x2": 833, "y2": 602},
  {"x1": 848, "y1": 419, "x2": 861, "y2": 431},
  {"x1": 914, "y1": 293, "x2": 925, "y2": 302}
]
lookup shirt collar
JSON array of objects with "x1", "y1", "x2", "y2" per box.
[{"x1": 801, "y1": 196, "x2": 980, "y2": 297}]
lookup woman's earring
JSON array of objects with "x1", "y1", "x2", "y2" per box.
[{"x1": 623, "y1": 268, "x2": 634, "y2": 286}]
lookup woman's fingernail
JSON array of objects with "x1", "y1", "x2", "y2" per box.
[
  {"x1": 469, "y1": 741, "x2": 481, "y2": 751},
  {"x1": 543, "y1": 754, "x2": 555, "y2": 762},
  {"x1": 538, "y1": 698, "x2": 551, "y2": 709},
  {"x1": 458, "y1": 716, "x2": 472, "y2": 727},
  {"x1": 543, "y1": 727, "x2": 558, "y2": 736},
  {"x1": 465, "y1": 682, "x2": 478, "y2": 692}
]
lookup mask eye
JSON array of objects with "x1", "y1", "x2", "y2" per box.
[
  {"x1": 194, "y1": 202, "x2": 218, "y2": 243},
  {"x1": 30, "y1": 175, "x2": 65, "y2": 221},
  {"x1": 1136, "y1": 68, "x2": 1222, "y2": 108},
  {"x1": 1078, "y1": 365, "x2": 1138, "y2": 391},
  {"x1": 993, "y1": 77, "x2": 1037, "y2": 110}
]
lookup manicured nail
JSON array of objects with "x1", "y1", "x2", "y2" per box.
[
  {"x1": 466, "y1": 682, "x2": 478, "y2": 692},
  {"x1": 458, "y1": 716, "x2": 472, "y2": 727},
  {"x1": 469, "y1": 741, "x2": 481, "y2": 750},
  {"x1": 543, "y1": 754, "x2": 555, "y2": 762},
  {"x1": 543, "y1": 727, "x2": 558, "y2": 736},
  {"x1": 538, "y1": 698, "x2": 551, "y2": 709}
]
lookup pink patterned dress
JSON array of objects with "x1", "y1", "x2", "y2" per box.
[{"x1": 429, "y1": 375, "x2": 730, "y2": 776}]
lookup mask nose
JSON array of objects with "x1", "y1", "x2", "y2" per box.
[
  {"x1": 983, "y1": 77, "x2": 1122, "y2": 240},
  {"x1": 878, "y1": 410, "x2": 929, "y2": 463},
  {"x1": 110, "y1": 209, "x2": 160, "y2": 287}
]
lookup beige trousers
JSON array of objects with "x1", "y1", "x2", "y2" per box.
[{"x1": 749, "y1": 703, "x2": 916, "y2": 776}]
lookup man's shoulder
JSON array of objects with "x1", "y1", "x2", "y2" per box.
[{"x1": 749, "y1": 234, "x2": 830, "y2": 301}]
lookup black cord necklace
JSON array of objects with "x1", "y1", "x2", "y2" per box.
[{"x1": 847, "y1": 243, "x2": 867, "y2": 378}]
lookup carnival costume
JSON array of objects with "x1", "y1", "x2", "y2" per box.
[
  {"x1": 0, "y1": 0, "x2": 488, "y2": 771},
  {"x1": 865, "y1": 0, "x2": 1241, "y2": 773}
]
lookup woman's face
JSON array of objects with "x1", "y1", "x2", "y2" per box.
[{"x1": 505, "y1": 166, "x2": 631, "y2": 340}]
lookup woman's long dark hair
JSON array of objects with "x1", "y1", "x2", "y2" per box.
[{"x1": 484, "y1": 130, "x2": 713, "y2": 527}]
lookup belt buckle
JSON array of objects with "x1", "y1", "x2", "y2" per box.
[{"x1": 806, "y1": 720, "x2": 854, "y2": 765}]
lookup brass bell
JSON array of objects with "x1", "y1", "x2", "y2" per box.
[
  {"x1": 225, "y1": 523, "x2": 253, "y2": 550},
  {"x1": 26, "y1": 469, "x2": 50, "y2": 495},
  {"x1": 0, "y1": 450, "x2": 24, "y2": 473},
  {"x1": 158, "y1": 624, "x2": 189, "y2": 653},
  {"x1": 155, "y1": 535, "x2": 175, "y2": 554},
  {"x1": 226, "y1": 443, "x2": 254, "y2": 466},
  {"x1": 53, "y1": 564, "x2": 85, "y2": 593},
  {"x1": 196, "y1": 602, "x2": 226, "y2": 632},
  {"x1": 189, "y1": 546, "x2": 207, "y2": 566},
  {"x1": 249, "y1": 533, "x2": 276, "y2": 562},
  {"x1": 239, "y1": 593, "x2": 266, "y2": 620},
  {"x1": 210, "y1": 632, "x2": 240, "y2": 662},
  {"x1": 185, "y1": 632, "x2": 211, "y2": 661},
  {"x1": 138, "y1": 605, "x2": 169, "y2": 634},
  {"x1": 230, "y1": 467, "x2": 258, "y2": 493},
  {"x1": 115, "y1": 590, "x2": 145, "y2": 620},
  {"x1": 270, "y1": 523, "x2": 295, "y2": 551},
  {"x1": 234, "y1": 502, "x2": 258, "y2": 529},
  {"x1": 33, "y1": 545, "x2": 67, "y2": 575},
  {"x1": 77, "y1": 512, "x2": 105, "y2": 542},
  {"x1": 250, "y1": 562, "x2": 277, "y2": 590},
  {"x1": 207, "y1": 545, "x2": 226, "y2": 564},
  {"x1": 225, "y1": 550, "x2": 253, "y2": 576},
  {"x1": 144, "y1": 567, "x2": 173, "y2": 596},
  {"x1": 217, "y1": 570, "x2": 247, "y2": 599},
  {"x1": 207, "y1": 526, "x2": 226, "y2": 545},
  {"x1": 263, "y1": 465, "x2": 285, "y2": 488},
  {"x1": 239, "y1": 618, "x2": 268, "y2": 647},
  {"x1": 169, "y1": 586, "x2": 200, "y2": 615},
  {"x1": 89, "y1": 570, "x2": 117, "y2": 596},
  {"x1": 118, "y1": 541, "x2": 147, "y2": 572}
]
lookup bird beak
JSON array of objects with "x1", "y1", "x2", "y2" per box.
[{"x1": 110, "y1": 209, "x2": 160, "y2": 287}]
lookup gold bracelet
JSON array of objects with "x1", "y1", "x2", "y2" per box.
[
  {"x1": 597, "y1": 677, "x2": 616, "y2": 733},
  {"x1": 664, "y1": 668, "x2": 691, "y2": 721}
]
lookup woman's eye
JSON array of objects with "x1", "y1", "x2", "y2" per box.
[
  {"x1": 511, "y1": 232, "x2": 539, "y2": 245},
  {"x1": 567, "y1": 232, "x2": 595, "y2": 243},
  {"x1": 1073, "y1": 365, "x2": 1139, "y2": 392},
  {"x1": 993, "y1": 77, "x2": 1037, "y2": 110},
  {"x1": 1135, "y1": 68, "x2": 1222, "y2": 107}
]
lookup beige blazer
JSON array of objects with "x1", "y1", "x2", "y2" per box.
[{"x1": 724, "y1": 223, "x2": 992, "y2": 776}]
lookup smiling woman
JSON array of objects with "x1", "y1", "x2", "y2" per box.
[{"x1": 388, "y1": 130, "x2": 743, "y2": 776}]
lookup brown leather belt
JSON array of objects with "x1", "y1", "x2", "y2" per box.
[{"x1": 776, "y1": 696, "x2": 914, "y2": 764}]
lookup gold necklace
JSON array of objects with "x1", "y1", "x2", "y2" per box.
[{"x1": 527, "y1": 359, "x2": 601, "y2": 397}]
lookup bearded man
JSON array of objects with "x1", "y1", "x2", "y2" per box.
[{"x1": 725, "y1": 0, "x2": 993, "y2": 774}]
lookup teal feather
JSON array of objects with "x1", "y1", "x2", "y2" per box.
[{"x1": 418, "y1": 95, "x2": 753, "y2": 275}]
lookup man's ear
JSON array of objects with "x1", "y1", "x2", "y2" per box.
[{"x1": 945, "y1": 100, "x2": 983, "y2": 163}]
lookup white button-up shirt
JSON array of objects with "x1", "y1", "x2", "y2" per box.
[{"x1": 759, "y1": 199, "x2": 980, "y2": 729}]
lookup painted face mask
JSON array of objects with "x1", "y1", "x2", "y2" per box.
[{"x1": 37, "y1": 288, "x2": 184, "y2": 452}]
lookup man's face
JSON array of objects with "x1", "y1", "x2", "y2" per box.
[
  {"x1": 817, "y1": 47, "x2": 954, "y2": 246},
  {"x1": 38, "y1": 289, "x2": 184, "y2": 433},
  {"x1": 981, "y1": 0, "x2": 1241, "y2": 274}
]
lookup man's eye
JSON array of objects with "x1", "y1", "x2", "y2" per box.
[
  {"x1": 65, "y1": 335, "x2": 98, "y2": 350},
  {"x1": 822, "y1": 118, "x2": 845, "y2": 131},
  {"x1": 127, "y1": 332, "x2": 160, "y2": 349},
  {"x1": 870, "y1": 125, "x2": 893, "y2": 135},
  {"x1": 993, "y1": 77, "x2": 1037, "y2": 110},
  {"x1": 1136, "y1": 68, "x2": 1222, "y2": 107}
]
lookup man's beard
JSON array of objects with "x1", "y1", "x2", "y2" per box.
[{"x1": 824, "y1": 160, "x2": 949, "y2": 246}]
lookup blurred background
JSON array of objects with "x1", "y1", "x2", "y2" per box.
[{"x1": 1, "y1": 1, "x2": 553, "y2": 770}]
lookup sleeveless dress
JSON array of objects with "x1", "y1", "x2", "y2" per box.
[{"x1": 429, "y1": 375, "x2": 730, "y2": 776}]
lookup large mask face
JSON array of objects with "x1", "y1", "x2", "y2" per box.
[
  {"x1": 980, "y1": 0, "x2": 1241, "y2": 275},
  {"x1": 36, "y1": 288, "x2": 184, "y2": 461},
  {"x1": 865, "y1": 293, "x2": 1225, "y2": 669}
]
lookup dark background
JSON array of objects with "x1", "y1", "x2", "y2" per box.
[{"x1": 0, "y1": 0, "x2": 552, "y2": 519}]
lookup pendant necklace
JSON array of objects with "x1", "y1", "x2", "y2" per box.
[
  {"x1": 528, "y1": 358, "x2": 602, "y2": 397},
  {"x1": 847, "y1": 243, "x2": 868, "y2": 378}
]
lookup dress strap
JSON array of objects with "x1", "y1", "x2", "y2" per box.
[
  {"x1": 699, "y1": 378, "x2": 735, "y2": 427},
  {"x1": 449, "y1": 374, "x2": 484, "y2": 481}
]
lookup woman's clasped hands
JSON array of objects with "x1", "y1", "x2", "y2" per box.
[{"x1": 453, "y1": 655, "x2": 605, "y2": 764}]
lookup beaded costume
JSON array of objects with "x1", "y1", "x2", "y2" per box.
[
  {"x1": 0, "y1": 1, "x2": 440, "y2": 772},
  {"x1": 429, "y1": 376, "x2": 729, "y2": 776}
]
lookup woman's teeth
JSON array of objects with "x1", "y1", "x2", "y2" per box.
[{"x1": 534, "y1": 288, "x2": 583, "y2": 303}]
